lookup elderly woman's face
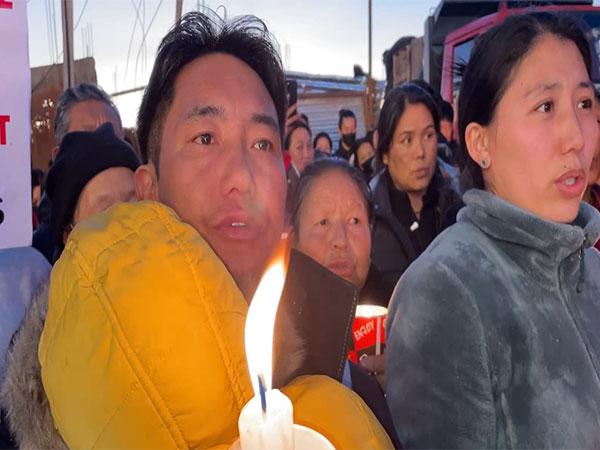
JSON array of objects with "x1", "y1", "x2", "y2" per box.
[
  {"x1": 295, "y1": 170, "x2": 371, "y2": 289},
  {"x1": 289, "y1": 127, "x2": 314, "y2": 173},
  {"x1": 479, "y1": 34, "x2": 598, "y2": 222},
  {"x1": 384, "y1": 102, "x2": 438, "y2": 195}
]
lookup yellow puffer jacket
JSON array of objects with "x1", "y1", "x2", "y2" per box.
[{"x1": 39, "y1": 201, "x2": 392, "y2": 449}]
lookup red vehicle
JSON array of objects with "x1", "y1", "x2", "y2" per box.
[{"x1": 440, "y1": 1, "x2": 600, "y2": 105}]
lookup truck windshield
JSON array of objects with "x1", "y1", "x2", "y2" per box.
[
  {"x1": 578, "y1": 11, "x2": 600, "y2": 84},
  {"x1": 449, "y1": 10, "x2": 600, "y2": 104}
]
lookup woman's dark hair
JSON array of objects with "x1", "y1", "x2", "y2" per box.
[
  {"x1": 284, "y1": 121, "x2": 312, "y2": 151},
  {"x1": 291, "y1": 157, "x2": 374, "y2": 236},
  {"x1": 377, "y1": 83, "x2": 440, "y2": 159},
  {"x1": 351, "y1": 137, "x2": 371, "y2": 168},
  {"x1": 313, "y1": 131, "x2": 333, "y2": 150},
  {"x1": 458, "y1": 12, "x2": 593, "y2": 190},
  {"x1": 137, "y1": 11, "x2": 287, "y2": 169}
]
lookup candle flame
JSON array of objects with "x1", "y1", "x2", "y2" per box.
[
  {"x1": 355, "y1": 304, "x2": 388, "y2": 318},
  {"x1": 245, "y1": 239, "x2": 289, "y2": 396}
]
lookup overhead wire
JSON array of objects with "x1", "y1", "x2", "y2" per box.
[
  {"x1": 134, "y1": 0, "x2": 164, "y2": 84},
  {"x1": 125, "y1": 0, "x2": 144, "y2": 81}
]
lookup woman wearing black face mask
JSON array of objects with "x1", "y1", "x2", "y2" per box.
[
  {"x1": 335, "y1": 109, "x2": 357, "y2": 160},
  {"x1": 352, "y1": 137, "x2": 377, "y2": 182}
]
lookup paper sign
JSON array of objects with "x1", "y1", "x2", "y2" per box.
[{"x1": 0, "y1": 1, "x2": 32, "y2": 249}]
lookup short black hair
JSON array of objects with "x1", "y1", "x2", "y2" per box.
[
  {"x1": 377, "y1": 83, "x2": 440, "y2": 158},
  {"x1": 137, "y1": 11, "x2": 287, "y2": 169},
  {"x1": 313, "y1": 131, "x2": 332, "y2": 150},
  {"x1": 338, "y1": 109, "x2": 356, "y2": 130},
  {"x1": 458, "y1": 12, "x2": 593, "y2": 190},
  {"x1": 284, "y1": 121, "x2": 311, "y2": 151},
  {"x1": 291, "y1": 157, "x2": 374, "y2": 237}
]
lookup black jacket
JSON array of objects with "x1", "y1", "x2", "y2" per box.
[{"x1": 369, "y1": 168, "x2": 458, "y2": 288}]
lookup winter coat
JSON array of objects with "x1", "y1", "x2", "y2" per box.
[
  {"x1": 386, "y1": 189, "x2": 600, "y2": 449},
  {"x1": 38, "y1": 201, "x2": 393, "y2": 449},
  {"x1": 1, "y1": 283, "x2": 68, "y2": 449},
  {"x1": 0, "y1": 247, "x2": 50, "y2": 380},
  {"x1": 369, "y1": 168, "x2": 458, "y2": 288}
]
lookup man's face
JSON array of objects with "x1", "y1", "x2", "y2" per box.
[
  {"x1": 67, "y1": 100, "x2": 123, "y2": 138},
  {"x1": 148, "y1": 53, "x2": 286, "y2": 300},
  {"x1": 54, "y1": 100, "x2": 124, "y2": 161},
  {"x1": 339, "y1": 116, "x2": 357, "y2": 136}
]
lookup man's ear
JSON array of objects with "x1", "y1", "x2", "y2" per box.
[
  {"x1": 134, "y1": 163, "x2": 159, "y2": 201},
  {"x1": 465, "y1": 122, "x2": 491, "y2": 170}
]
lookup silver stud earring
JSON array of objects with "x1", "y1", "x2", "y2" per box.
[{"x1": 481, "y1": 159, "x2": 490, "y2": 169}]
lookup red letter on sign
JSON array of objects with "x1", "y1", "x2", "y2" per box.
[
  {"x1": 0, "y1": 116, "x2": 10, "y2": 145},
  {"x1": 0, "y1": 1, "x2": 13, "y2": 10}
]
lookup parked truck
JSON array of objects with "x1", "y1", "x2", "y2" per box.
[{"x1": 384, "y1": 0, "x2": 600, "y2": 105}]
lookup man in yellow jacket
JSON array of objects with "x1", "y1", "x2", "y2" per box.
[{"x1": 39, "y1": 10, "x2": 393, "y2": 449}]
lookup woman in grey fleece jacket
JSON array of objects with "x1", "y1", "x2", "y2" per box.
[{"x1": 386, "y1": 12, "x2": 600, "y2": 449}]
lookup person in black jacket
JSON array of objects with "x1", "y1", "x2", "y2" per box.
[{"x1": 370, "y1": 83, "x2": 459, "y2": 288}]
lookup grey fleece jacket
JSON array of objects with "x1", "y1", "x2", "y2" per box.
[{"x1": 386, "y1": 189, "x2": 600, "y2": 449}]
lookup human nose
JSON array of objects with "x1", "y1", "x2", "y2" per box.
[
  {"x1": 329, "y1": 221, "x2": 349, "y2": 250},
  {"x1": 221, "y1": 145, "x2": 255, "y2": 196},
  {"x1": 561, "y1": 105, "x2": 585, "y2": 154}
]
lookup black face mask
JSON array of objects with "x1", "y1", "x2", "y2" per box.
[{"x1": 341, "y1": 133, "x2": 356, "y2": 147}]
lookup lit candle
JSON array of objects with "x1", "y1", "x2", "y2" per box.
[
  {"x1": 238, "y1": 254, "x2": 294, "y2": 450},
  {"x1": 355, "y1": 304, "x2": 388, "y2": 356}
]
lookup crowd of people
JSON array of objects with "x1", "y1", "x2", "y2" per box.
[{"x1": 1, "y1": 8, "x2": 600, "y2": 450}]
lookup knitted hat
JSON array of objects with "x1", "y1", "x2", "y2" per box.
[{"x1": 46, "y1": 122, "x2": 140, "y2": 244}]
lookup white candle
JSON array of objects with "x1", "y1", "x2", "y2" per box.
[
  {"x1": 238, "y1": 250, "x2": 295, "y2": 449},
  {"x1": 238, "y1": 389, "x2": 294, "y2": 450}
]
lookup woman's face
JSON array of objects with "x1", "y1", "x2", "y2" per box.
[
  {"x1": 479, "y1": 34, "x2": 598, "y2": 222},
  {"x1": 295, "y1": 170, "x2": 371, "y2": 289},
  {"x1": 383, "y1": 102, "x2": 438, "y2": 195},
  {"x1": 289, "y1": 127, "x2": 314, "y2": 173},
  {"x1": 315, "y1": 136, "x2": 332, "y2": 154},
  {"x1": 357, "y1": 141, "x2": 375, "y2": 167}
]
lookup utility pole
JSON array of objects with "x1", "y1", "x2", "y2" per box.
[
  {"x1": 60, "y1": 0, "x2": 74, "y2": 90},
  {"x1": 176, "y1": 0, "x2": 183, "y2": 23},
  {"x1": 366, "y1": 0, "x2": 375, "y2": 130}
]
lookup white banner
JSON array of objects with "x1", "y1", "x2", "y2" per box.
[{"x1": 0, "y1": 0, "x2": 31, "y2": 250}]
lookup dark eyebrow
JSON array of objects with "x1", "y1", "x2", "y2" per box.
[
  {"x1": 251, "y1": 113, "x2": 279, "y2": 132},
  {"x1": 185, "y1": 105, "x2": 226, "y2": 121},
  {"x1": 578, "y1": 81, "x2": 595, "y2": 90}
]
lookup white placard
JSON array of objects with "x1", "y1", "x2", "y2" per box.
[{"x1": 0, "y1": 0, "x2": 31, "y2": 250}]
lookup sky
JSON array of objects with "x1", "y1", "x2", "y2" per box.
[
  {"x1": 26, "y1": 0, "x2": 600, "y2": 127},
  {"x1": 26, "y1": 0, "x2": 442, "y2": 127}
]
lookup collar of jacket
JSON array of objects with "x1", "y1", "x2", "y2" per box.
[
  {"x1": 459, "y1": 189, "x2": 600, "y2": 273},
  {"x1": 369, "y1": 169, "x2": 418, "y2": 260}
]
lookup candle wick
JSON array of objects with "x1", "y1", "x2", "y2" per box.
[{"x1": 258, "y1": 374, "x2": 267, "y2": 416}]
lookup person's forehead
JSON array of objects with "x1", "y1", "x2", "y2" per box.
[
  {"x1": 306, "y1": 171, "x2": 366, "y2": 209},
  {"x1": 171, "y1": 53, "x2": 277, "y2": 118}
]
